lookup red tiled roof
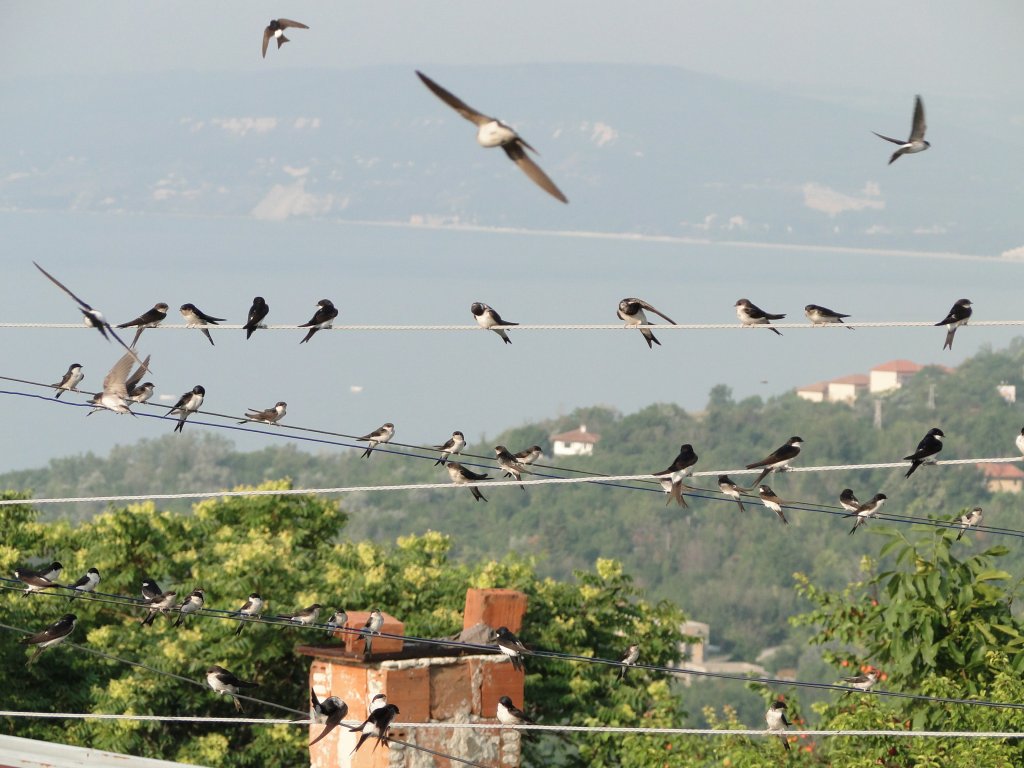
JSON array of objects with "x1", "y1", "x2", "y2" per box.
[
  {"x1": 872, "y1": 359, "x2": 923, "y2": 374},
  {"x1": 551, "y1": 427, "x2": 601, "y2": 443},
  {"x1": 830, "y1": 374, "x2": 869, "y2": 386},
  {"x1": 797, "y1": 382, "x2": 828, "y2": 393},
  {"x1": 979, "y1": 463, "x2": 1024, "y2": 479}
]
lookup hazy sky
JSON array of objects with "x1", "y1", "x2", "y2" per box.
[{"x1": 6, "y1": 2, "x2": 1022, "y2": 98}]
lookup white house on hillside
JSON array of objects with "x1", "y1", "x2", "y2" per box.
[
  {"x1": 869, "y1": 359, "x2": 923, "y2": 394},
  {"x1": 551, "y1": 424, "x2": 601, "y2": 457}
]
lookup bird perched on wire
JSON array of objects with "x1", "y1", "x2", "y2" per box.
[
  {"x1": 495, "y1": 445, "x2": 528, "y2": 490},
  {"x1": 433, "y1": 431, "x2": 466, "y2": 466},
  {"x1": 232, "y1": 593, "x2": 264, "y2": 636},
  {"x1": 206, "y1": 665, "x2": 258, "y2": 712},
  {"x1": 617, "y1": 644, "x2": 640, "y2": 681},
  {"x1": 174, "y1": 588, "x2": 205, "y2": 627},
  {"x1": 805, "y1": 304, "x2": 853, "y2": 329},
  {"x1": 179, "y1": 303, "x2": 225, "y2": 346},
  {"x1": 446, "y1": 462, "x2": 491, "y2": 502},
  {"x1": 87, "y1": 351, "x2": 151, "y2": 416},
  {"x1": 52, "y1": 363, "x2": 84, "y2": 399},
  {"x1": 765, "y1": 700, "x2": 792, "y2": 751},
  {"x1": 903, "y1": 427, "x2": 944, "y2": 478},
  {"x1": 238, "y1": 402, "x2": 287, "y2": 425},
  {"x1": 168, "y1": 385, "x2": 205, "y2": 433},
  {"x1": 838, "y1": 488, "x2": 860, "y2": 513},
  {"x1": 718, "y1": 475, "x2": 747, "y2": 513},
  {"x1": 298, "y1": 299, "x2": 338, "y2": 344},
  {"x1": 846, "y1": 493, "x2": 887, "y2": 535},
  {"x1": 735, "y1": 298, "x2": 785, "y2": 336},
  {"x1": 242, "y1": 296, "x2": 270, "y2": 340},
  {"x1": 491, "y1": 626, "x2": 528, "y2": 672},
  {"x1": 140, "y1": 590, "x2": 177, "y2": 626},
  {"x1": 66, "y1": 567, "x2": 100, "y2": 602},
  {"x1": 13, "y1": 563, "x2": 63, "y2": 597},
  {"x1": 758, "y1": 485, "x2": 788, "y2": 525},
  {"x1": 362, "y1": 608, "x2": 384, "y2": 655},
  {"x1": 496, "y1": 695, "x2": 535, "y2": 739},
  {"x1": 117, "y1": 302, "x2": 169, "y2": 346},
  {"x1": 746, "y1": 436, "x2": 803, "y2": 487},
  {"x1": 936, "y1": 298, "x2": 972, "y2": 351},
  {"x1": 617, "y1": 297, "x2": 677, "y2": 348},
  {"x1": 957, "y1": 507, "x2": 983, "y2": 541},
  {"x1": 470, "y1": 302, "x2": 518, "y2": 345},
  {"x1": 275, "y1": 603, "x2": 323, "y2": 627},
  {"x1": 20, "y1": 613, "x2": 77, "y2": 666},
  {"x1": 351, "y1": 703, "x2": 400, "y2": 754},
  {"x1": 653, "y1": 444, "x2": 698, "y2": 508},
  {"x1": 309, "y1": 688, "x2": 349, "y2": 747},
  {"x1": 841, "y1": 669, "x2": 879, "y2": 694},
  {"x1": 358, "y1": 423, "x2": 395, "y2": 458}
]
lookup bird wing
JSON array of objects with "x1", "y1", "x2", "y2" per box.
[
  {"x1": 262, "y1": 27, "x2": 272, "y2": 57},
  {"x1": 628, "y1": 298, "x2": 676, "y2": 324},
  {"x1": 278, "y1": 18, "x2": 309, "y2": 29},
  {"x1": 910, "y1": 95, "x2": 926, "y2": 141},
  {"x1": 416, "y1": 71, "x2": 492, "y2": 126},
  {"x1": 194, "y1": 308, "x2": 225, "y2": 323},
  {"x1": 872, "y1": 131, "x2": 905, "y2": 146},
  {"x1": 34, "y1": 261, "x2": 93, "y2": 311},
  {"x1": 502, "y1": 142, "x2": 569, "y2": 203},
  {"x1": 102, "y1": 351, "x2": 137, "y2": 397},
  {"x1": 245, "y1": 304, "x2": 268, "y2": 327},
  {"x1": 125, "y1": 355, "x2": 151, "y2": 393}
]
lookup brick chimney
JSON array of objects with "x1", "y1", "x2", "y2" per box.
[{"x1": 298, "y1": 588, "x2": 529, "y2": 768}]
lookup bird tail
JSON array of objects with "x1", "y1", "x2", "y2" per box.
[
  {"x1": 872, "y1": 131, "x2": 904, "y2": 146},
  {"x1": 642, "y1": 329, "x2": 659, "y2": 349},
  {"x1": 434, "y1": 456, "x2": 446, "y2": 466},
  {"x1": 234, "y1": 621, "x2": 246, "y2": 636},
  {"x1": 905, "y1": 461, "x2": 919, "y2": 478},
  {"x1": 943, "y1": 328, "x2": 955, "y2": 350},
  {"x1": 471, "y1": 486, "x2": 487, "y2": 502},
  {"x1": 498, "y1": 330, "x2": 512, "y2": 345},
  {"x1": 956, "y1": 528, "x2": 966, "y2": 542},
  {"x1": 361, "y1": 446, "x2": 373, "y2": 458},
  {"x1": 26, "y1": 647, "x2": 43, "y2": 667},
  {"x1": 277, "y1": 34, "x2": 289, "y2": 48},
  {"x1": 54, "y1": 389, "x2": 64, "y2": 399},
  {"x1": 233, "y1": 696, "x2": 244, "y2": 713},
  {"x1": 735, "y1": 498, "x2": 746, "y2": 513}
]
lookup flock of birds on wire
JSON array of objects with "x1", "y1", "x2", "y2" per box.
[{"x1": 4, "y1": 12, "x2": 998, "y2": 758}]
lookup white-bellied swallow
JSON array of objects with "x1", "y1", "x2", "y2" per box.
[
  {"x1": 513, "y1": 446, "x2": 543, "y2": 465},
  {"x1": 765, "y1": 700, "x2": 791, "y2": 751},
  {"x1": 758, "y1": 485, "x2": 788, "y2": 525},
  {"x1": 873, "y1": 94, "x2": 929, "y2": 165},
  {"x1": 86, "y1": 350, "x2": 149, "y2": 416},
  {"x1": 52, "y1": 363, "x2": 83, "y2": 399},
  {"x1": 117, "y1": 302, "x2": 168, "y2": 345},
  {"x1": 369, "y1": 693, "x2": 388, "y2": 713},
  {"x1": 67, "y1": 567, "x2": 100, "y2": 602},
  {"x1": 1017, "y1": 428, "x2": 1024, "y2": 456},
  {"x1": 262, "y1": 18, "x2": 308, "y2": 58},
  {"x1": 124, "y1": 353, "x2": 151, "y2": 402},
  {"x1": 36, "y1": 562, "x2": 63, "y2": 582},
  {"x1": 416, "y1": 70, "x2": 568, "y2": 203},
  {"x1": 653, "y1": 444, "x2": 698, "y2": 508},
  {"x1": 299, "y1": 299, "x2": 338, "y2": 344},
  {"x1": 718, "y1": 475, "x2": 747, "y2": 513},
  {"x1": 617, "y1": 644, "x2": 640, "y2": 681},
  {"x1": 20, "y1": 613, "x2": 76, "y2": 666},
  {"x1": 238, "y1": 401, "x2": 287, "y2": 425},
  {"x1": 839, "y1": 488, "x2": 860, "y2": 513},
  {"x1": 495, "y1": 445, "x2": 528, "y2": 490},
  {"x1": 617, "y1": 298, "x2": 677, "y2": 348},
  {"x1": 141, "y1": 578, "x2": 162, "y2": 601},
  {"x1": 491, "y1": 626, "x2": 527, "y2": 672},
  {"x1": 433, "y1": 431, "x2": 466, "y2": 466},
  {"x1": 33, "y1": 262, "x2": 146, "y2": 366},
  {"x1": 658, "y1": 477, "x2": 684, "y2": 507},
  {"x1": 325, "y1": 609, "x2": 348, "y2": 635},
  {"x1": 358, "y1": 422, "x2": 395, "y2": 458},
  {"x1": 169, "y1": 385, "x2": 205, "y2": 433},
  {"x1": 496, "y1": 695, "x2": 534, "y2": 729},
  {"x1": 310, "y1": 688, "x2": 349, "y2": 747},
  {"x1": 128, "y1": 382, "x2": 154, "y2": 404},
  {"x1": 904, "y1": 427, "x2": 944, "y2": 478},
  {"x1": 351, "y1": 703, "x2": 400, "y2": 754},
  {"x1": 746, "y1": 436, "x2": 803, "y2": 486},
  {"x1": 471, "y1": 302, "x2": 518, "y2": 344},
  {"x1": 446, "y1": 462, "x2": 490, "y2": 502},
  {"x1": 233, "y1": 592, "x2": 264, "y2": 636},
  {"x1": 842, "y1": 669, "x2": 879, "y2": 693},
  {"x1": 13, "y1": 565, "x2": 62, "y2": 597},
  {"x1": 362, "y1": 608, "x2": 384, "y2": 655},
  {"x1": 243, "y1": 296, "x2": 269, "y2": 340},
  {"x1": 805, "y1": 304, "x2": 853, "y2": 329},
  {"x1": 141, "y1": 590, "x2": 177, "y2": 626},
  {"x1": 276, "y1": 603, "x2": 322, "y2": 627},
  {"x1": 735, "y1": 298, "x2": 785, "y2": 336},
  {"x1": 180, "y1": 304, "x2": 224, "y2": 346},
  {"x1": 957, "y1": 507, "x2": 983, "y2": 541},
  {"x1": 936, "y1": 298, "x2": 972, "y2": 350},
  {"x1": 174, "y1": 587, "x2": 205, "y2": 627},
  {"x1": 206, "y1": 665, "x2": 258, "y2": 712},
  {"x1": 847, "y1": 493, "x2": 887, "y2": 535}
]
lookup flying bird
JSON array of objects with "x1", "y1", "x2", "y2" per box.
[
  {"x1": 233, "y1": 593, "x2": 264, "y2": 636},
  {"x1": 847, "y1": 493, "x2": 887, "y2": 535},
  {"x1": 416, "y1": 70, "x2": 568, "y2": 203},
  {"x1": 298, "y1": 299, "x2": 338, "y2": 344},
  {"x1": 168, "y1": 385, "x2": 205, "y2": 433},
  {"x1": 179, "y1": 304, "x2": 224, "y2": 346},
  {"x1": 446, "y1": 462, "x2": 490, "y2": 502},
  {"x1": 491, "y1": 626, "x2": 527, "y2": 672},
  {"x1": 904, "y1": 427, "x2": 944, "y2": 478},
  {"x1": 653, "y1": 444, "x2": 699, "y2": 508},
  {"x1": 746, "y1": 436, "x2": 803, "y2": 487},
  {"x1": 276, "y1": 604, "x2": 323, "y2": 627},
  {"x1": 242, "y1": 296, "x2": 270, "y2": 340},
  {"x1": 206, "y1": 665, "x2": 258, "y2": 712},
  {"x1": 174, "y1": 588, "x2": 205, "y2": 627},
  {"x1": 838, "y1": 488, "x2": 860, "y2": 513},
  {"x1": 310, "y1": 688, "x2": 349, "y2": 747},
  {"x1": 873, "y1": 94, "x2": 930, "y2": 165},
  {"x1": 33, "y1": 262, "x2": 144, "y2": 365},
  {"x1": 362, "y1": 608, "x2": 384, "y2": 655},
  {"x1": 433, "y1": 431, "x2": 466, "y2": 466},
  {"x1": 735, "y1": 298, "x2": 784, "y2": 336},
  {"x1": 805, "y1": 304, "x2": 853, "y2": 329},
  {"x1": 52, "y1": 363, "x2": 84, "y2": 399},
  {"x1": 351, "y1": 703, "x2": 400, "y2": 754},
  {"x1": 758, "y1": 485, "x2": 789, "y2": 525},
  {"x1": 718, "y1": 475, "x2": 746, "y2": 513},
  {"x1": 262, "y1": 18, "x2": 308, "y2": 58},
  {"x1": 117, "y1": 302, "x2": 169, "y2": 345},
  {"x1": 617, "y1": 644, "x2": 640, "y2": 681},
  {"x1": 67, "y1": 567, "x2": 100, "y2": 601},
  {"x1": 617, "y1": 298, "x2": 677, "y2": 348},
  {"x1": 957, "y1": 507, "x2": 984, "y2": 541},
  {"x1": 20, "y1": 613, "x2": 77, "y2": 665},
  {"x1": 238, "y1": 401, "x2": 287, "y2": 425},
  {"x1": 495, "y1": 445, "x2": 528, "y2": 489},
  {"x1": 140, "y1": 590, "x2": 177, "y2": 626},
  {"x1": 936, "y1": 299, "x2": 972, "y2": 350},
  {"x1": 358, "y1": 423, "x2": 395, "y2": 458},
  {"x1": 87, "y1": 350, "x2": 151, "y2": 416},
  {"x1": 471, "y1": 302, "x2": 518, "y2": 345},
  {"x1": 513, "y1": 446, "x2": 543, "y2": 465},
  {"x1": 765, "y1": 700, "x2": 792, "y2": 751}
]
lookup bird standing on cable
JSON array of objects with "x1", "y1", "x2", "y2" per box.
[
  {"x1": 262, "y1": 18, "x2": 308, "y2": 58},
  {"x1": 839, "y1": 488, "x2": 860, "y2": 513},
  {"x1": 206, "y1": 665, "x2": 258, "y2": 712},
  {"x1": 66, "y1": 567, "x2": 100, "y2": 602},
  {"x1": 13, "y1": 563, "x2": 63, "y2": 597},
  {"x1": 276, "y1": 603, "x2": 323, "y2": 626},
  {"x1": 242, "y1": 296, "x2": 270, "y2": 340},
  {"x1": 765, "y1": 700, "x2": 792, "y2": 751},
  {"x1": 433, "y1": 431, "x2": 466, "y2": 466},
  {"x1": 735, "y1": 298, "x2": 785, "y2": 335},
  {"x1": 495, "y1": 445, "x2": 528, "y2": 490},
  {"x1": 1016, "y1": 428, "x2": 1024, "y2": 456},
  {"x1": 846, "y1": 493, "x2": 887, "y2": 535},
  {"x1": 470, "y1": 301, "x2": 518, "y2": 344},
  {"x1": 117, "y1": 302, "x2": 169, "y2": 345},
  {"x1": 325, "y1": 609, "x2": 348, "y2": 635},
  {"x1": 179, "y1": 303, "x2": 224, "y2": 346},
  {"x1": 168, "y1": 385, "x2": 205, "y2": 433},
  {"x1": 416, "y1": 70, "x2": 568, "y2": 203},
  {"x1": 309, "y1": 688, "x2": 349, "y2": 747},
  {"x1": 351, "y1": 703, "x2": 401, "y2": 754},
  {"x1": 746, "y1": 436, "x2": 803, "y2": 487},
  {"x1": 446, "y1": 462, "x2": 491, "y2": 502},
  {"x1": 140, "y1": 590, "x2": 177, "y2": 626},
  {"x1": 358, "y1": 422, "x2": 395, "y2": 458},
  {"x1": 513, "y1": 446, "x2": 543, "y2": 465},
  {"x1": 936, "y1": 299, "x2": 972, "y2": 350},
  {"x1": 52, "y1": 363, "x2": 84, "y2": 398},
  {"x1": 718, "y1": 475, "x2": 747, "y2": 513},
  {"x1": 758, "y1": 485, "x2": 788, "y2": 525},
  {"x1": 841, "y1": 669, "x2": 879, "y2": 694},
  {"x1": 233, "y1": 593, "x2": 264, "y2": 636},
  {"x1": 298, "y1": 299, "x2": 338, "y2": 344},
  {"x1": 238, "y1": 401, "x2": 287, "y2": 425},
  {"x1": 904, "y1": 427, "x2": 944, "y2": 478},
  {"x1": 174, "y1": 588, "x2": 205, "y2": 627},
  {"x1": 617, "y1": 644, "x2": 640, "y2": 681},
  {"x1": 805, "y1": 304, "x2": 853, "y2": 329},
  {"x1": 653, "y1": 444, "x2": 698, "y2": 508},
  {"x1": 362, "y1": 608, "x2": 384, "y2": 655},
  {"x1": 20, "y1": 613, "x2": 77, "y2": 666},
  {"x1": 617, "y1": 297, "x2": 677, "y2": 348},
  {"x1": 496, "y1": 695, "x2": 535, "y2": 738},
  {"x1": 491, "y1": 626, "x2": 527, "y2": 672},
  {"x1": 873, "y1": 94, "x2": 929, "y2": 165},
  {"x1": 141, "y1": 578, "x2": 163, "y2": 601},
  {"x1": 957, "y1": 507, "x2": 983, "y2": 541}
]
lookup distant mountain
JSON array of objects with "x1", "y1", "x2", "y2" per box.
[{"x1": 1, "y1": 63, "x2": 1020, "y2": 253}]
